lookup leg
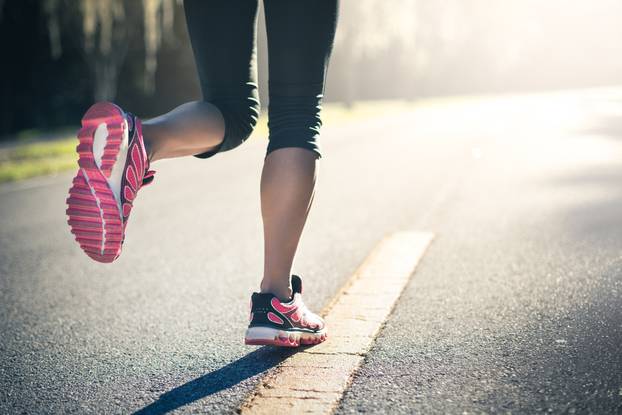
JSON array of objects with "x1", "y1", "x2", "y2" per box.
[
  {"x1": 142, "y1": 101, "x2": 224, "y2": 162},
  {"x1": 144, "y1": 0, "x2": 261, "y2": 163},
  {"x1": 260, "y1": 0, "x2": 339, "y2": 300},
  {"x1": 260, "y1": 147, "x2": 317, "y2": 299}
]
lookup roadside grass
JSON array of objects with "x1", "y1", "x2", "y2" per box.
[
  {"x1": 0, "y1": 100, "x2": 421, "y2": 183},
  {"x1": 0, "y1": 138, "x2": 77, "y2": 183}
]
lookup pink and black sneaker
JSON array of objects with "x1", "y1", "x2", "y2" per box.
[
  {"x1": 66, "y1": 102, "x2": 155, "y2": 263},
  {"x1": 245, "y1": 275, "x2": 327, "y2": 347}
]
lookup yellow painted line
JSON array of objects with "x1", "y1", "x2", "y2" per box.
[{"x1": 240, "y1": 231, "x2": 434, "y2": 415}]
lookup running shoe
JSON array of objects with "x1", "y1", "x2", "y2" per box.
[
  {"x1": 245, "y1": 275, "x2": 327, "y2": 347},
  {"x1": 66, "y1": 102, "x2": 155, "y2": 263}
]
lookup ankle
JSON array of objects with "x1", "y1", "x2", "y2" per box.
[
  {"x1": 260, "y1": 282, "x2": 292, "y2": 302},
  {"x1": 143, "y1": 139, "x2": 156, "y2": 164},
  {"x1": 140, "y1": 122, "x2": 159, "y2": 163}
]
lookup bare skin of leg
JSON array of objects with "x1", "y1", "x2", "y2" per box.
[
  {"x1": 142, "y1": 104, "x2": 314, "y2": 301},
  {"x1": 141, "y1": 101, "x2": 225, "y2": 162},
  {"x1": 260, "y1": 147, "x2": 318, "y2": 301}
]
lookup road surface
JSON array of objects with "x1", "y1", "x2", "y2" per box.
[{"x1": 1, "y1": 88, "x2": 621, "y2": 413}]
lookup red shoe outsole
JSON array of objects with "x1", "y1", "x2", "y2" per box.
[{"x1": 66, "y1": 103, "x2": 126, "y2": 263}]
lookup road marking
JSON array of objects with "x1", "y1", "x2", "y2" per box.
[{"x1": 240, "y1": 231, "x2": 434, "y2": 415}]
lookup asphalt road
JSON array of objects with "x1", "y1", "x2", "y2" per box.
[{"x1": 2, "y1": 88, "x2": 622, "y2": 414}]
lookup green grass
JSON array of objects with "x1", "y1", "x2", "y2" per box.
[
  {"x1": 8, "y1": 138, "x2": 77, "y2": 160},
  {"x1": 0, "y1": 100, "x2": 425, "y2": 183},
  {"x1": 0, "y1": 156, "x2": 77, "y2": 182},
  {"x1": 0, "y1": 137, "x2": 78, "y2": 183}
]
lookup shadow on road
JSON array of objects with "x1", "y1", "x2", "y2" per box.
[{"x1": 133, "y1": 346, "x2": 296, "y2": 415}]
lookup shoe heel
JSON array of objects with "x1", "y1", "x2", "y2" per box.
[
  {"x1": 245, "y1": 327, "x2": 301, "y2": 347},
  {"x1": 78, "y1": 102, "x2": 126, "y2": 178}
]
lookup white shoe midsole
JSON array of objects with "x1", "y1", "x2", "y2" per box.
[
  {"x1": 92, "y1": 123, "x2": 108, "y2": 171},
  {"x1": 92, "y1": 120, "x2": 129, "y2": 213},
  {"x1": 245, "y1": 326, "x2": 326, "y2": 341}
]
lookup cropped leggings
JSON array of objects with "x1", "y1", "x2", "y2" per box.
[{"x1": 184, "y1": 0, "x2": 339, "y2": 159}]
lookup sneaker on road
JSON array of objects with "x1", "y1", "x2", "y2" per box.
[
  {"x1": 245, "y1": 275, "x2": 327, "y2": 347},
  {"x1": 66, "y1": 102, "x2": 155, "y2": 263}
]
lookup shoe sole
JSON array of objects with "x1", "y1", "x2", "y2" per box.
[
  {"x1": 66, "y1": 103, "x2": 126, "y2": 263},
  {"x1": 245, "y1": 326, "x2": 328, "y2": 347}
]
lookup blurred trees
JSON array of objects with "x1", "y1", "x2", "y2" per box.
[
  {"x1": 2, "y1": 0, "x2": 622, "y2": 139},
  {"x1": 328, "y1": 0, "x2": 417, "y2": 105},
  {"x1": 0, "y1": 0, "x2": 194, "y2": 138},
  {"x1": 44, "y1": 0, "x2": 176, "y2": 101}
]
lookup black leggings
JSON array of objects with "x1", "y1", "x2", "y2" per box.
[{"x1": 184, "y1": 0, "x2": 339, "y2": 159}]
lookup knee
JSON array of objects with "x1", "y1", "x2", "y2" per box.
[
  {"x1": 266, "y1": 94, "x2": 323, "y2": 158},
  {"x1": 214, "y1": 95, "x2": 261, "y2": 151}
]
